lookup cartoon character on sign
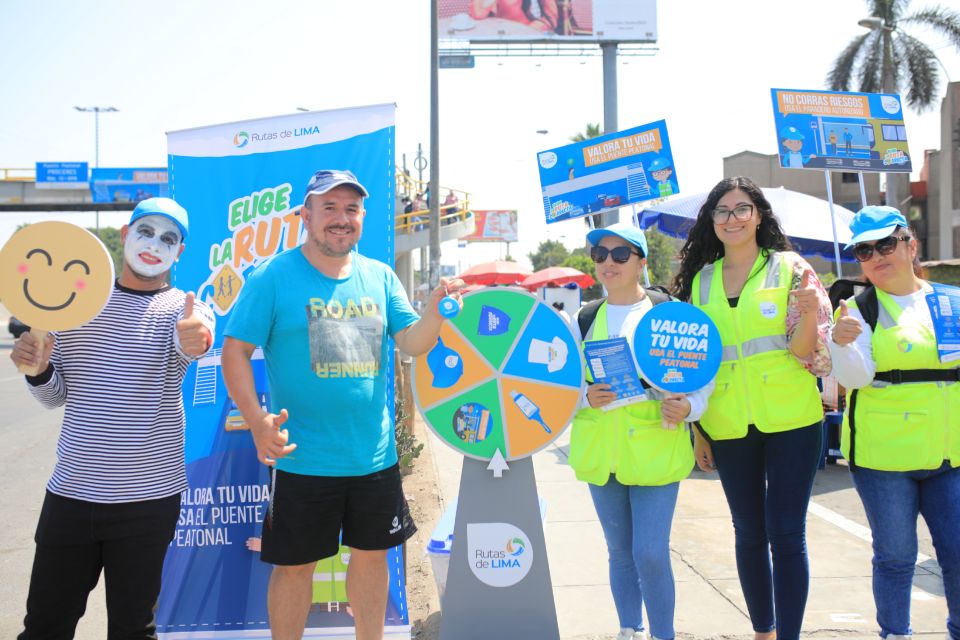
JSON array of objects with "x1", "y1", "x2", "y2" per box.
[
  {"x1": 647, "y1": 156, "x2": 676, "y2": 198},
  {"x1": 0, "y1": 221, "x2": 115, "y2": 374},
  {"x1": 780, "y1": 126, "x2": 816, "y2": 168}
]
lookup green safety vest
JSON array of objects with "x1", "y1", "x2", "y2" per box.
[
  {"x1": 691, "y1": 251, "x2": 823, "y2": 440},
  {"x1": 842, "y1": 288, "x2": 960, "y2": 471},
  {"x1": 568, "y1": 300, "x2": 694, "y2": 486}
]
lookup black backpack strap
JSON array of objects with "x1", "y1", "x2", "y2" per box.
[
  {"x1": 853, "y1": 285, "x2": 879, "y2": 332},
  {"x1": 578, "y1": 287, "x2": 675, "y2": 337},
  {"x1": 874, "y1": 368, "x2": 960, "y2": 384},
  {"x1": 643, "y1": 286, "x2": 674, "y2": 306},
  {"x1": 577, "y1": 299, "x2": 605, "y2": 339},
  {"x1": 847, "y1": 388, "x2": 859, "y2": 471}
]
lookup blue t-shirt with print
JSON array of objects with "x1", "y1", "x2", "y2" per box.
[{"x1": 225, "y1": 248, "x2": 419, "y2": 476}]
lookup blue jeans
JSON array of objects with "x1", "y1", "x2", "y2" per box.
[
  {"x1": 588, "y1": 478, "x2": 680, "y2": 640},
  {"x1": 852, "y1": 461, "x2": 960, "y2": 639},
  {"x1": 709, "y1": 422, "x2": 823, "y2": 640}
]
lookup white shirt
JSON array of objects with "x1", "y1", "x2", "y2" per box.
[{"x1": 828, "y1": 285, "x2": 933, "y2": 390}]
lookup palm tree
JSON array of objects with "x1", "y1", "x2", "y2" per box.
[
  {"x1": 570, "y1": 123, "x2": 602, "y2": 142},
  {"x1": 827, "y1": 1, "x2": 960, "y2": 111}
]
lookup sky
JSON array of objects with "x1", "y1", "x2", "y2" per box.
[{"x1": 1, "y1": 0, "x2": 959, "y2": 271}]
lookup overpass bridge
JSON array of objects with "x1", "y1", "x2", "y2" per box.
[{"x1": 0, "y1": 167, "x2": 476, "y2": 298}]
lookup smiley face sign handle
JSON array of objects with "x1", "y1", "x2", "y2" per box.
[{"x1": 16, "y1": 329, "x2": 50, "y2": 377}]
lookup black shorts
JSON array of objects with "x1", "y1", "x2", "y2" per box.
[{"x1": 261, "y1": 463, "x2": 416, "y2": 566}]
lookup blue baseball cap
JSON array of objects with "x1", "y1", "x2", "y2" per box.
[
  {"x1": 129, "y1": 197, "x2": 188, "y2": 240},
  {"x1": 587, "y1": 222, "x2": 648, "y2": 258},
  {"x1": 647, "y1": 157, "x2": 672, "y2": 172},
  {"x1": 779, "y1": 126, "x2": 804, "y2": 141},
  {"x1": 303, "y1": 169, "x2": 368, "y2": 205},
  {"x1": 845, "y1": 205, "x2": 908, "y2": 248}
]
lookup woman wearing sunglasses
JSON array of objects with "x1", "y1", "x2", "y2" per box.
[
  {"x1": 671, "y1": 177, "x2": 833, "y2": 640},
  {"x1": 830, "y1": 206, "x2": 960, "y2": 640},
  {"x1": 569, "y1": 222, "x2": 712, "y2": 640}
]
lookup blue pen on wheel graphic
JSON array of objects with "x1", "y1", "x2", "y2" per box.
[{"x1": 509, "y1": 390, "x2": 552, "y2": 434}]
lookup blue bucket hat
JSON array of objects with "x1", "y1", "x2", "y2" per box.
[
  {"x1": 845, "y1": 205, "x2": 908, "y2": 248},
  {"x1": 303, "y1": 169, "x2": 368, "y2": 205},
  {"x1": 129, "y1": 197, "x2": 188, "y2": 240},
  {"x1": 587, "y1": 222, "x2": 648, "y2": 258}
]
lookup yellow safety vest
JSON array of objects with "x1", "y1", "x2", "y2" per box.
[
  {"x1": 842, "y1": 288, "x2": 960, "y2": 471},
  {"x1": 568, "y1": 300, "x2": 694, "y2": 486},
  {"x1": 691, "y1": 251, "x2": 823, "y2": 440}
]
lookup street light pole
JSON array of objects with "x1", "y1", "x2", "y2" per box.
[{"x1": 74, "y1": 106, "x2": 118, "y2": 168}]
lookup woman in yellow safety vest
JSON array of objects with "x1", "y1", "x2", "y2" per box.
[
  {"x1": 671, "y1": 177, "x2": 833, "y2": 640},
  {"x1": 569, "y1": 222, "x2": 713, "y2": 640},
  {"x1": 830, "y1": 206, "x2": 960, "y2": 640}
]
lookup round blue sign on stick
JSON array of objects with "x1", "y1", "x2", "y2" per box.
[
  {"x1": 632, "y1": 301, "x2": 721, "y2": 393},
  {"x1": 438, "y1": 295, "x2": 460, "y2": 319}
]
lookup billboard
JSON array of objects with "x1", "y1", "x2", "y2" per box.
[
  {"x1": 162, "y1": 104, "x2": 410, "y2": 639},
  {"x1": 439, "y1": 0, "x2": 656, "y2": 43},
  {"x1": 463, "y1": 210, "x2": 519, "y2": 242},
  {"x1": 770, "y1": 88, "x2": 912, "y2": 173},
  {"x1": 35, "y1": 162, "x2": 88, "y2": 189},
  {"x1": 537, "y1": 119, "x2": 678, "y2": 224},
  {"x1": 90, "y1": 167, "x2": 169, "y2": 203}
]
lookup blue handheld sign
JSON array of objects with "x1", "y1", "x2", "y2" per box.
[{"x1": 632, "y1": 301, "x2": 721, "y2": 393}]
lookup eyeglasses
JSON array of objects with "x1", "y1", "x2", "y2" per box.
[
  {"x1": 712, "y1": 204, "x2": 755, "y2": 224},
  {"x1": 852, "y1": 235, "x2": 910, "y2": 262},
  {"x1": 590, "y1": 245, "x2": 643, "y2": 264}
]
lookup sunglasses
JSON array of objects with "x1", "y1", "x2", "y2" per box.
[
  {"x1": 590, "y1": 245, "x2": 643, "y2": 264},
  {"x1": 852, "y1": 235, "x2": 910, "y2": 262}
]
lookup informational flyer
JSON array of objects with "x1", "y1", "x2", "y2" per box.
[
  {"x1": 583, "y1": 337, "x2": 647, "y2": 411},
  {"x1": 925, "y1": 283, "x2": 960, "y2": 363}
]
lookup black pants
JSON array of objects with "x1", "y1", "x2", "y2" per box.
[{"x1": 19, "y1": 491, "x2": 180, "y2": 640}]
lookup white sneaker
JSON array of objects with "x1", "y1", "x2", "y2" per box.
[{"x1": 615, "y1": 630, "x2": 647, "y2": 640}]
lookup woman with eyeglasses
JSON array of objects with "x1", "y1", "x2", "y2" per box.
[
  {"x1": 830, "y1": 206, "x2": 960, "y2": 640},
  {"x1": 569, "y1": 222, "x2": 712, "y2": 640},
  {"x1": 671, "y1": 177, "x2": 833, "y2": 640}
]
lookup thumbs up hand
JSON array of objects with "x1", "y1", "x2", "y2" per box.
[
  {"x1": 832, "y1": 299, "x2": 863, "y2": 346},
  {"x1": 176, "y1": 292, "x2": 211, "y2": 356},
  {"x1": 790, "y1": 270, "x2": 818, "y2": 316}
]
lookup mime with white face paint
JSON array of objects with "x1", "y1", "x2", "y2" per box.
[{"x1": 11, "y1": 197, "x2": 216, "y2": 639}]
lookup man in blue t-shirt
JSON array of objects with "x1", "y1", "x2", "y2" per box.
[{"x1": 222, "y1": 169, "x2": 462, "y2": 640}]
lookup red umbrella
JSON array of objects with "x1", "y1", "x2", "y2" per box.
[
  {"x1": 458, "y1": 260, "x2": 532, "y2": 286},
  {"x1": 520, "y1": 266, "x2": 595, "y2": 290}
]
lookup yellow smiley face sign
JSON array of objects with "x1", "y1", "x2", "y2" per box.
[{"x1": 0, "y1": 221, "x2": 114, "y2": 331}]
